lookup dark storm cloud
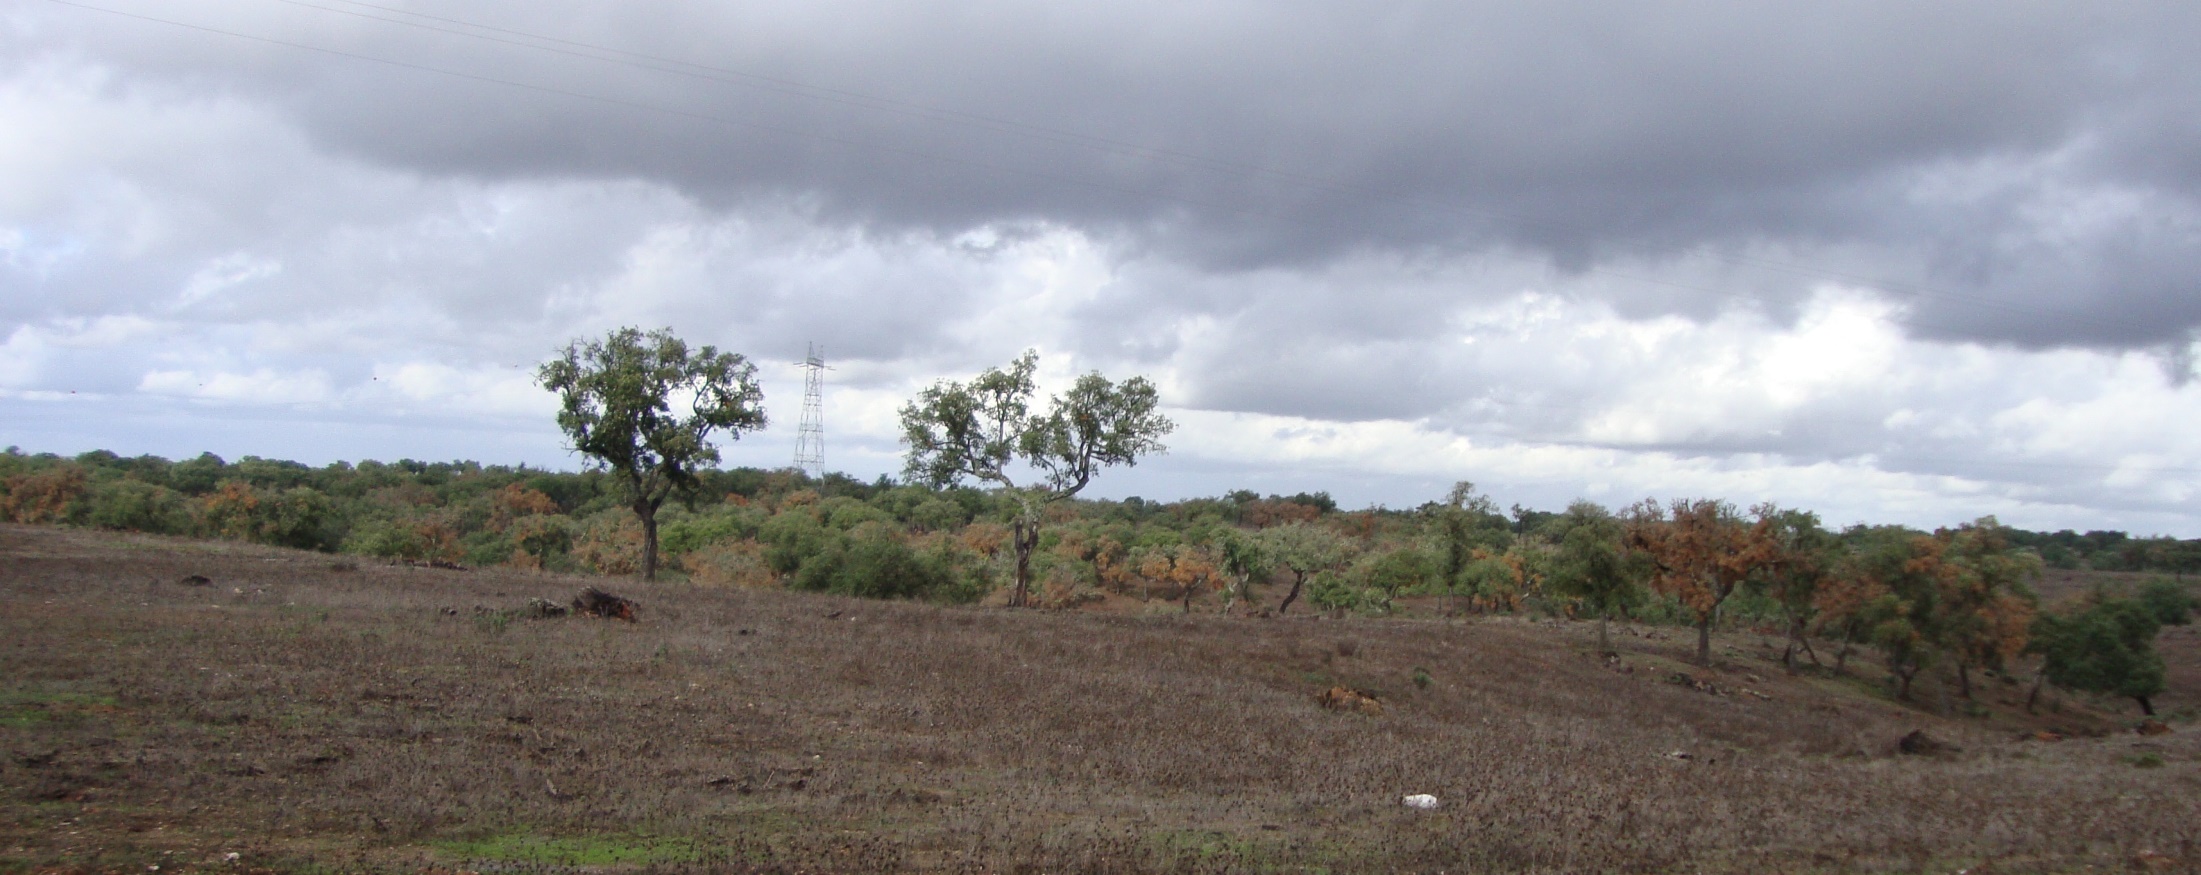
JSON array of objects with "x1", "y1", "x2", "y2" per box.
[{"x1": 23, "y1": 0, "x2": 2201, "y2": 350}]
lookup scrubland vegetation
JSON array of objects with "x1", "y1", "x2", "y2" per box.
[
  {"x1": 4, "y1": 446, "x2": 2201, "y2": 872},
  {"x1": 2, "y1": 446, "x2": 2194, "y2": 702}
]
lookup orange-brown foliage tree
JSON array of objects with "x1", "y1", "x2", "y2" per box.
[
  {"x1": 1626, "y1": 499, "x2": 1779, "y2": 665},
  {"x1": 1810, "y1": 555, "x2": 1890, "y2": 676},
  {"x1": 1, "y1": 465, "x2": 89, "y2": 524},
  {"x1": 196, "y1": 481, "x2": 262, "y2": 541},
  {"x1": 1168, "y1": 544, "x2": 1222, "y2": 613},
  {"x1": 1915, "y1": 519, "x2": 2040, "y2": 699},
  {"x1": 488, "y1": 483, "x2": 561, "y2": 531},
  {"x1": 1240, "y1": 499, "x2": 1321, "y2": 529}
]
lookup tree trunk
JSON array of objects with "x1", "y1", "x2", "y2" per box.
[
  {"x1": 1785, "y1": 619, "x2": 1820, "y2": 673},
  {"x1": 1011, "y1": 519, "x2": 1036, "y2": 608},
  {"x1": 2137, "y1": 695, "x2": 2155, "y2": 716},
  {"x1": 1957, "y1": 663, "x2": 1973, "y2": 700},
  {"x1": 1278, "y1": 571, "x2": 1308, "y2": 615},
  {"x1": 1695, "y1": 617, "x2": 1713, "y2": 665},
  {"x1": 637, "y1": 500, "x2": 660, "y2": 581},
  {"x1": 2025, "y1": 671, "x2": 2045, "y2": 713},
  {"x1": 1597, "y1": 614, "x2": 1612, "y2": 656}
]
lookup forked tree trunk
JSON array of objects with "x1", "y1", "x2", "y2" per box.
[
  {"x1": 1892, "y1": 661, "x2": 1918, "y2": 701},
  {"x1": 1783, "y1": 620, "x2": 1820, "y2": 674}
]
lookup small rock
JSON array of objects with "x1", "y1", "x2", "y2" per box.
[
  {"x1": 1401, "y1": 794, "x2": 1439, "y2": 810},
  {"x1": 177, "y1": 574, "x2": 212, "y2": 586},
  {"x1": 1664, "y1": 750, "x2": 1694, "y2": 761},
  {"x1": 523, "y1": 597, "x2": 569, "y2": 619}
]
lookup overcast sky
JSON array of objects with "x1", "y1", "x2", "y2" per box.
[{"x1": 6, "y1": 1, "x2": 2201, "y2": 534}]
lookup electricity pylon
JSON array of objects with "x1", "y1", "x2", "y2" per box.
[{"x1": 793, "y1": 343, "x2": 827, "y2": 478}]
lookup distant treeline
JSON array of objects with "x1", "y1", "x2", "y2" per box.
[
  {"x1": 2, "y1": 446, "x2": 2193, "y2": 579},
  {"x1": 8, "y1": 446, "x2": 2200, "y2": 712}
]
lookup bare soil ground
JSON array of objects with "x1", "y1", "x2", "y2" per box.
[{"x1": 3, "y1": 524, "x2": 2197, "y2": 873}]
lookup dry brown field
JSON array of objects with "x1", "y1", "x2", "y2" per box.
[{"x1": 3, "y1": 524, "x2": 2197, "y2": 874}]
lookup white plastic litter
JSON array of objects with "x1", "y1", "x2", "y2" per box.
[{"x1": 1402, "y1": 794, "x2": 1440, "y2": 810}]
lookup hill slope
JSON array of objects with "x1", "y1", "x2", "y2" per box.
[{"x1": 2, "y1": 524, "x2": 2195, "y2": 873}]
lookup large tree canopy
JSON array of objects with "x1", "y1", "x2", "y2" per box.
[
  {"x1": 2029, "y1": 596, "x2": 2168, "y2": 716},
  {"x1": 537, "y1": 327, "x2": 766, "y2": 580},
  {"x1": 900, "y1": 350, "x2": 1172, "y2": 607}
]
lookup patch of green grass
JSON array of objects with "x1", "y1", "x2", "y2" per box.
[
  {"x1": 0, "y1": 689, "x2": 120, "y2": 728},
  {"x1": 436, "y1": 832, "x2": 708, "y2": 865},
  {"x1": 1143, "y1": 828, "x2": 1287, "y2": 865}
]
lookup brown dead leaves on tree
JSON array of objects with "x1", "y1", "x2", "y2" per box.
[{"x1": 1625, "y1": 498, "x2": 1779, "y2": 665}]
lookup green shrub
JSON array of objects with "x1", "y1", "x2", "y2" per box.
[
  {"x1": 2029, "y1": 597, "x2": 2167, "y2": 716},
  {"x1": 2135, "y1": 578, "x2": 2196, "y2": 626},
  {"x1": 257, "y1": 486, "x2": 343, "y2": 550},
  {"x1": 1308, "y1": 570, "x2": 1362, "y2": 615},
  {"x1": 819, "y1": 496, "x2": 895, "y2": 531},
  {"x1": 791, "y1": 535, "x2": 953, "y2": 601},
  {"x1": 85, "y1": 478, "x2": 188, "y2": 533},
  {"x1": 167, "y1": 452, "x2": 227, "y2": 495},
  {"x1": 659, "y1": 504, "x2": 766, "y2": 556},
  {"x1": 908, "y1": 497, "x2": 970, "y2": 531},
  {"x1": 759, "y1": 509, "x2": 836, "y2": 575}
]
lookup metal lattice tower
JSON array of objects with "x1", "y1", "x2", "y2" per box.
[{"x1": 792, "y1": 343, "x2": 827, "y2": 478}]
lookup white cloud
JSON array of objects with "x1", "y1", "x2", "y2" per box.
[
  {"x1": 139, "y1": 367, "x2": 334, "y2": 404},
  {"x1": 367, "y1": 361, "x2": 553, "y2": 419},
  {"x1": 6, "y1": 9, "x2": 2201, "y2": 537},
  {"x1": 176, "y1": 252, "x2": 281, "y2": 308}
]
